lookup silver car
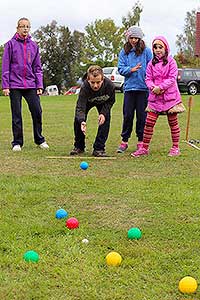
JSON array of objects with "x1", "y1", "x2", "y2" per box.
[{"x1": 103, "y1": 67, "x2": 124, "y2": 92}]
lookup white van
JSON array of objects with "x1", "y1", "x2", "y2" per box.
[
  {"x1": 103, "y1": 67, "x2": 124, "y2": 92},
  {"x1": 44, "y1": 85, "x2": 59, "y2": 96}
]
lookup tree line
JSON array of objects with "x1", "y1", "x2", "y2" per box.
[{"x1": 0, "y1": 3, "x2": 199, "y2": 93}]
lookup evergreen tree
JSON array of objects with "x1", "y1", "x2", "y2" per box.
[{"x1": 33, "y1": 20, "x2": 76, "y2": 91}]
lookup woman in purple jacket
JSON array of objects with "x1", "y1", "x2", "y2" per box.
[
  {"x1": 2, "y1": 17, "x2": 49, "y2": 151},
  {"x1": 132, "y1": 36, "x2": 185, "y2": 157}
]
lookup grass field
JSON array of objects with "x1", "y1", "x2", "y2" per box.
[{"x1": 0, "y1": 93, "x2": 200, "y2": 300}]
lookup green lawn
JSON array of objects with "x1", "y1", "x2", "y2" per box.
[{"x1": 0, "y1": 93, "x2": 200, "y2": 300}]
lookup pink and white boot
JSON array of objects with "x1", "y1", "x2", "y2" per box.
[
  {"x1": 168, "y1": 146, "x2": 180, "y2": 157},
  {"x1": 137, "y1": 141, "x2": 143, "y2": 150},
  {"x1": 131, "y1": 147, "x2": 149, "y2": 157}
]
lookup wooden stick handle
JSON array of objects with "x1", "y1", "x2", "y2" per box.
[{"x1": 185, "y1": 96, "x2": 192, "y2": 141}]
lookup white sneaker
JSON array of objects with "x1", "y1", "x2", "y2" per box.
[
  {"x1": 12, "y1": 145, "x2": 21, "y2": 152},
  {"x1": 39, "y1": 141, "x2": 49, "y2": 149}
]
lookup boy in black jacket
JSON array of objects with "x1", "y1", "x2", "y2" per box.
[{"x1": 70, "y1": 65, "x2": 115, "y2": 157}]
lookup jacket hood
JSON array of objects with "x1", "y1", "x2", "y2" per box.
[{"x1": 152, "y1": 35, "x2": 170, "y2": 54}]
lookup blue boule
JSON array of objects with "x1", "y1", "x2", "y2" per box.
[
  {"x1": 55, "y1": 208, "x2": 68, "y2": 219},
  {"x1": 80, "y1": 161, "x2": 89, "y2": 170}
]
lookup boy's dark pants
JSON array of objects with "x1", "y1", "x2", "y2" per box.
[
  {"x1": 9, "y1": 89, "x2": 45, "y2": 147},
  {"x1": 73, "y1": 103, "x2": 111, "y2": 151},
  {"x1": 121, "y1": 90, "x2": 148, "y2": 142}
]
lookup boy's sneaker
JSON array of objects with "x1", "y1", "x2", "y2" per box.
[
  {"x1": 168, "y1": 147, "x2": 180, "y2": 157},
  {"x1": 131, "y1": 147, "x2": 149, "y2": 157},
  {"x1": 70, "y1": 147, "x2": 84, "y2": 155},
  {"x1": 92, "y1": 150, "x2": 107, "y2": 157},
  {"x1": 39, "y1": 141, "x2": 49, "y2": 149},
  {"x1": 117, "y1": 142, "x2": 128, "y2": 153},
  {"x1": 12, "y1": 145, "x2": 21, "y2": 152}
]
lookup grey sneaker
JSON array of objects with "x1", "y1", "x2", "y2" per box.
[
  {"x1": 92, "y1": 150, "x2": 107, "y2": 157},
  {"x1": 117, "y1": 142, "x2": 128, "y2": 153},
  {"x1": 70, "y1": 148, "x2": 84, "y2": 155}
]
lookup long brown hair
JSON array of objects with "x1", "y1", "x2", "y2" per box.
[{"x1": 124, "y1": 39, "x2": 146, "y2": 56}]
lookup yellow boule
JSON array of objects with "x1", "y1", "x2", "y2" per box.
[
  {"x1": 106, "y1": 251, "x2": 122, "y2": 266},
  {"x1": 178, "y1": 276, "x2": 198, "y2": 294}
]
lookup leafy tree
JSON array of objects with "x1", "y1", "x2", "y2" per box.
[
  {"x1": 122, "y1": 1, "x2": 143, "y2": 29},
  {"x1": 79, "y1": 3, "x2": 143, "y2": 71},
  {"x1": 81, "y1": 18, "x2": 124, "y2": 67},
  {"x1": 176, "y1": 9, "x2": 197, "y2": 64},
  {"x1": 33, "y1": 20, "x2": 76, "y2": 91}
]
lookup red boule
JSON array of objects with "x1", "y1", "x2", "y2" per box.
[{"x1": 66, "y1": 217, "x2": 79, "y2": 229}]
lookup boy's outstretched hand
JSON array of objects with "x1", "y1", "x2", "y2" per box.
[
  {"x1": 98, "y1": 114, "x2": 105, "y2": 126},
  {"x1": 81, "y1": 121, "x2": 86, "y2": 135}
]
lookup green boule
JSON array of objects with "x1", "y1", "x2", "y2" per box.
[
  {"x1": 127, "y1": 227, "x2": 142, "y2": 240},
  {"x1": 23, "y1": 250, "x2": 39, "y2": 262}
]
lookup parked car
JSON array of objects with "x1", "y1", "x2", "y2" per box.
[
  {"x1": 103, "y1": 67, "x2": 124, "y2": 92},
  {"x1": 65, "y1": 86, "x2": 80, "y2": 95},
  {"x1": 177, "y1": 68, "x2": 200, "y2": 95},
  {"x1": 43, "y1": 85, "x2": 59, "y2": 96}
]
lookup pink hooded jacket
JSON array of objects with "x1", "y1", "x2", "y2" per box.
[{"x1": 145, "y1": 36, "x2": 181, "y2": 112}]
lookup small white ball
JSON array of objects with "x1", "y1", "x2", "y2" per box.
[{"x1": 82, "y1": 238, "x2": 89, "y2": 244}]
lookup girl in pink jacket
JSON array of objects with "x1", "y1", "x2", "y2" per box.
[{"x1": 132, "y1": 36, "x2": 185, "y2": 157}]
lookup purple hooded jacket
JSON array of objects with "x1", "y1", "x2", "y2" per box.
[
  {"x1": 2, "y1": 33, "x2": 43, "y2": 89},
  {"x1": 145, "y1": 36, "x2": 181, "y2": 112}
]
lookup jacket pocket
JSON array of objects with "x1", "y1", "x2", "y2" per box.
[
  {"x1": 163, "y1": 91, "x2": 177, "y2": 101},
  {"x1": 163, "y1": 85, "x2": 177, "y2": 101}
]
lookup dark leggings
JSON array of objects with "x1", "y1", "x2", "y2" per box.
[
  {"x1": 121, "y1": 90, "x2": 148, "y2": 142},
  {"x1": 10, "y1": 89, "x2": 45, "y2": 147}
]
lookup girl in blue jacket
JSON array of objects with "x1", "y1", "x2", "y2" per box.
[{"x1": 117, "y1": 26, "x2": 152, "y2": 154}]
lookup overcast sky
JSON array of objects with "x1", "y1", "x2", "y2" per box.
[{"x1": 1, "y1": 0, "x2": 199, "y2": 55}]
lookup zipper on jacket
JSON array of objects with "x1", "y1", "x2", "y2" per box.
[{"x1": 23, "y1": 40, "x2": 27, "y2": 88}]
